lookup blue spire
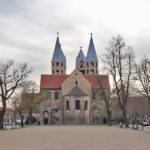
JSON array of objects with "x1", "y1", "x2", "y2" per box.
[
  {"x1": 86, "y1": 33, "x2": 98, "y2": 62},
  {"x1": 52, "y1": 33, "x2": 66, "y2": 67},
  {"x1": 76, "y1": 47, "x2": 86, "y2": 67}
]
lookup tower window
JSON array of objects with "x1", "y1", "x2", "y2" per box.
[
  {"x1": 91, "y1": 62, "x2": 94, "y2": 67},
  {"x1": 84, "y1": 101, "x2": 88, "y2": 110},
  {"x1": 75, "y1": 81, "x2": 78, "y2": 85},
  {"x1": 91, "y1": 69, "x2": 94, "y2": 74},
  {"x1": 75, "y1": 100, "x2": 80, "y2": 110},
  {"x1": 61, "y1": 63, "x2": 63, "y2": 67},
  {"x1": 87, "y1": 62, "x2": 89, "y2": 67},
  {"x1": 66, "y1": 101, "x2": 69, "y2": 110},
  {"x1": 56, "y1": 62, "x2": 59, "y2": 67},
  {"x1": 80, "y1": 64, "x2": 83, "y2": 68},
  {"x1": 55, "y1": 92, "x2": 59, "y2": 100}
]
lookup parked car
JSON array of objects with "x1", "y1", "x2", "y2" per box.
[{"x1": 141, "y1": 120, "x2": 149, "y2": 126}]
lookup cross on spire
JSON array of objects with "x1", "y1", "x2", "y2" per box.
[{"x1": 57, "y1": 32, "x2": 59, "y2": 37}]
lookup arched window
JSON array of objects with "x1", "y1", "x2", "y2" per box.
[
  {"x1": 75, "y1": 100, "x2": 80, "y2": 110},
  {"x1": 75, "y1": 80, "x2": 78, "y2": 85},
  {"x1": 84, "y1": 101, "x2": 88, "y2": 110},
  {"x1": 55, "y1": 92, "x2": 59, "y2": 100},
  {"x1": 47, "y1": 92, "x2": 51, "y2": 99},
  {"x1": 66, "y1": 100, "x2": 69, "y2": 110}
]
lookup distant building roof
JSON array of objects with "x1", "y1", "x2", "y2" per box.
[
  {"x1": 40, "y1": 74, "x2": 110, "y2": 89},
  {"x1": 86, "y1": 34, "x2": 98, "y2": 62},
  {"x1": 66, "y1": 86, "x2": 88, "y2": 96},
  {"x1": 76, "y1": 47, "x2": 86, "y2": 67},
  {"x1": 52, "y1": 35, "x2": 66, "y2": 67}
]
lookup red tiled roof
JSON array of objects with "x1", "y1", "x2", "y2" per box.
[
  {"x1": 40, "y1": 74, "x2": 69, "y2": 89},
  {"x1": 0, "y1": 107, "x2": 14, "y2": 114},
  {"x1": 40, "y1": 74, "x2": 110, "y2": 89},
  {"x1": 84, "y1": 75, "x2": 110, "y2": 88}
]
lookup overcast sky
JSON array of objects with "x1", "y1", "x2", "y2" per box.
[{"x1": 0, "y1": 0, "x2": 150, "y2": 86}]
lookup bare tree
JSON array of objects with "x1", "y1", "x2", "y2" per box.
[
  {"x1": 0, "y1": 60, "x2": 32, "y2": 129},
  {"x1": 11, "y1": 93, "x2": 25, "y2": 127},
  {"x1": 102, "y1": 35, "x2": 135, "y2": 127},
  {"x1": 21, "y1": 80, "x2": 38, "y2": 125},
  {"x1": 134, "y1": 57, "x2": 150, "y2": 102},
  {"x1": 97, "y1": 77, "x2": 112, "y2": 126}
]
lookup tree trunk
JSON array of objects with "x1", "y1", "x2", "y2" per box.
[
  {"x1": 107, "y1": 111, "x2": 112, "y2": 126},
  {"x1": 28, "y1": 109, "x2": 33, "y2": 125},
  {"x1": 21, "y1": 115, "x2": 24, "y2": 127},
  {"x1": 0, "y1": 101, "x2": 6, "y2": 129},
  {"x1": 122, "y1": 106, "x2": 129, "y2": 127},
  {"x1": 0, "y1": 112, "x2": 4, "y2": 129}
]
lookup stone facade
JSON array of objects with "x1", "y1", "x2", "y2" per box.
[
  {"x1": 77, "y1": 60, "x2": 98, "y2": 75},
  {"x1": 39, "y1": 34, "x2": 110, "y2": 125},
  {"x1": 51, "y1": 61, "x2": 66, "y2": 75}
]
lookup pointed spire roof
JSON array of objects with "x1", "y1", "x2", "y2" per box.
[
  {"x1": 86, "y1": 33, "x2": 98, "y2": 62},
  {"x1": 76, "y1": 47, "x2": 86, "y2": 67},
  {"x1": 52, "y1": 33, "x2": 66, "y2": 67}
]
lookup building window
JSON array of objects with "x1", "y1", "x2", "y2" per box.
[
  {"x1": 75, "y1": 81, "x2": 78, "y2": 85},
  {"x1": 91, "y1": 62, "x2": 94, "y2": 67},
  {"x1": 61, "y1": 70, "x2": 63, "y2": 74},
  {"x1": 96, "y1": 70, "x2": 98, "y2": 74},
  {"x1": 47, "y1": 92, "x2": 51, "y2": 99},
  {"x1": 61, "y1": 63, "x2": 63, "y2": 67},
  {"x1": 87, "y1": 62, "x2": 89, "y2": 67},
  {"x1": 75, "y1": 100, "x2": 80, "y2": 110},
  {"x1": 87, "y1": 69, "x2": 89, "y2": 74},
  {"x1": 91, "y1": 69, "x2": 94, "y2": 74},
  {"x1": 52, "y1": 70, "x2": 54, "y2": 74},
  {"x1": 66, "y1": 101, "x2": 69, "y2": 110},
  {"x1": 96, "y1": 62, "x2": 97, "y2": 67},
  {"x1": 56, "y1": 70, "x2": 59, "y2": 73},
  {"x1": 92, "y1": 92, "x2": 96, "y2": 99},
  {"x1": 84, "y1": 101, "x2": 88, "y2": 110},
  {"x1": 56, "y1": 62, "x2": 59, "y2": 67},
  {"x1": 55, "y1": 92, "x2": 59, "y2": 100},
  {"x1": 80, "y1": 64, "x2": 83, "y2": 68},
  {"x1": 52, "y1": 63, "x2": 54, "y2": 67}
]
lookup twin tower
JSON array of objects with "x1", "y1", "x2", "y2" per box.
[{"x1": 51, "y1": 33, "x2": 98, "y2": 75}]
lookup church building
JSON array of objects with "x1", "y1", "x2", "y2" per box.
[{"x1": 40, "y1": 34, "x2": 110, "y2": 125}]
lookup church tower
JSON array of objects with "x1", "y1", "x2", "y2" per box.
[
  {"x1": 51, "y1": 33, "x2": 66, "y2": 74},
  {"x1": 85, "y1": 33, "x2": 98, "y2": 74},
  {"x1": 76, "y1": 47, "x2": 86, "y2": 74}
]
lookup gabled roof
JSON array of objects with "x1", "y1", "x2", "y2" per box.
[
  {"x1": 40, "y1": 74, "x2": 110, "y2": 89},
  {"x1": 84, "y1": 75, "x2": 110, "y2": 88},
  {"x1": 86, "y1": 34, "x2": 98, "y2": 62},
  {"x1": 76, "y1": 48, "x2": 86, "y2": 67},
  {"x1": 52, "y1": 35, "x2": 66, "y2": 67},
  {"x1": 40, "y1": 74, "x2": 69, "y2": 89},
  {"x1": 66, "y1": 86, "x2": 88, "y2": 96}
]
